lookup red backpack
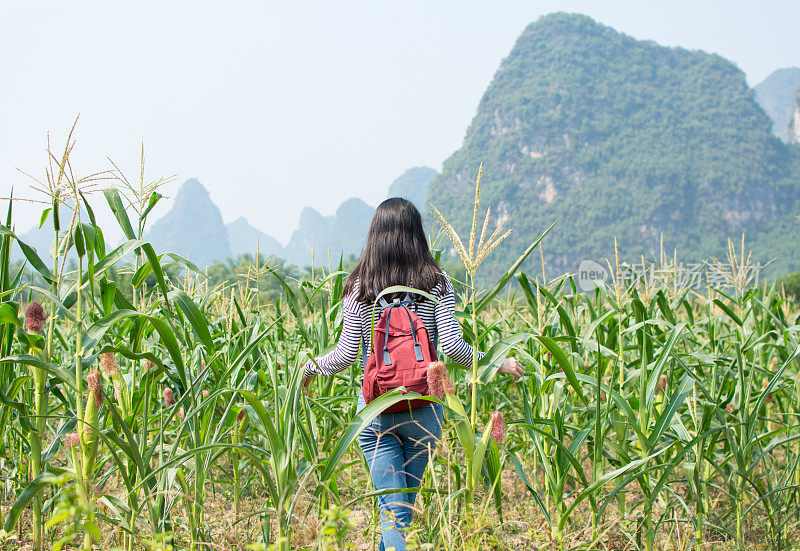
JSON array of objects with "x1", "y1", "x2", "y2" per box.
[{"x1": 362, "y1": 295, "x2": 438, "y2": 413}]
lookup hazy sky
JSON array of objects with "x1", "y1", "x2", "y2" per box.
[{"x1": 2, "y1": 1, "x2": 799, "y2": 244}]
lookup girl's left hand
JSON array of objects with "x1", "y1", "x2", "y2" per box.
[{"x1": 499, "y1": 357, "x2": 524, "y2": 381}]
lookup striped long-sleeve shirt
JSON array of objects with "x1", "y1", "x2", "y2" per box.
[{"x1": 303, "y1": 278, "x2": 483, "y2": 377}]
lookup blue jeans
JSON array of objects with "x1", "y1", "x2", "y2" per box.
[{"x1": 357, "y1": 395, "x2": 442, "y2": 551}]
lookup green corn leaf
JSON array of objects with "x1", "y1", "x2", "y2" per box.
[
  {"x1": 535, "y1": 282, "x2": 577, "y2": 346},
  {"x1": 1, "y1": 355, "x2": 76, "y2": 390},
  {"x1": 140, "y1": 191, "x2": 163, "y2": 222},
  {"x1": 82, "y1": 310, "x2": 138, "y2": 355},
  {"x1": 474, "y1": 220, "x2": 556, "y2": 314},
  {"x1": 470, "y1": 421, "x2": 494, "y2": 494},
  {"x1": 0, "y1": 387, "x2": 34, "y2": 432},
  {"x1": 104, "y1": 188, "x2": 136, "y2": 240},
  {"x1": 319, "y1": 390, "x2": 430, "y2": 482},
  {"x1": 465, "y1": 332, "x2": 531, "y2": 384},
  {"x1": 647, "y1": 375, "x2": 694, "y2": 450},
  {"x1": 656, "y1": 291, "x2": 677, "y2": 325},
  {"x1": 237, "y1": 390, "x2": 285, "y2": 458},
  {"x1": 645, "y1": 323, "x2": 686, "y2": 411},
  {"x1": 0, "y1": 225, "x2": 54, "y2": 284},
  {"x1": 72, "y1": 222, "x2": 86, "y2": 258},
  {"x1": 131, "y1": 262, "x2": 153, "y2": 288},
  {"x1": 525, "y1": 423, "x2": 593, "y2": 495},
  {"x1": 749, "y1": 345, "x2": 798, "y2": 429},
  {"x1": 0, "y1": 303, "x2": 19, "y2": 326},
  {"x1": 713, "y1": 298, "x2": 743, "y2": 327},
  {"x1": 144, "y1": 315, "x2": 187, "y2": 385},
  {"x1": 537, "y1": 335, "x2": 587, "y2": 405},
  {"x1": 142, "y1": 244, "x2": 170, "y2": 307},
  {"x1": 170, "y1": 290, "x2": 214, "y2": 352},
  {"x1": 264, "y1": 264, "x2": 310, "y2": 345},
  {"x1": 515, "y1": 273, "x2": 541, "y2": 324},
  {"x1": 484, "y1": 440, "x2": 504, "y2": 521},
  {"x1": 444, "y1": 391, "x2": 474, "y2": 458},
  {"x1": 92, "y1": 224, "x2": 106, "y2": 259},
  {"x1": 607, "y1": 387, "x2": 649, "y2": 446},
  {"x1": 165, "y1": 253, "x2": 206, "y2": 277},
  {"x1": 583, "y1": 309, "x2": 617, "y2": 341},
  {"x1": 508, "y1": 451, "x2": 552, "y2": 526},
  {"x1": 77, "y1": 222, "x2": 97, "y2": 253},
  {"x1": 39, "y1": 208, "x2": 51, "y2": 230},
  {"x1": 4, "y1": 470, "x2": 64, "y2": 532}
]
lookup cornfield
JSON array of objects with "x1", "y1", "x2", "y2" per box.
[{"x1": 1, "y1": 134, "x2": 800, "y2": 551}]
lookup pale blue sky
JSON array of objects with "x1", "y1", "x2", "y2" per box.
[{"x1": 2, "y1": 1, "x2": 798, "y2": 243}]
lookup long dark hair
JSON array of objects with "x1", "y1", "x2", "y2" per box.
[{"x1": 344, "y1": 197, "x2": 446, "y2": 303}]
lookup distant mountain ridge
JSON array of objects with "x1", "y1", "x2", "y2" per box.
[
  {"x1": 281, "y1": 167, "x2": 438, "y2": 265},
  {"x1": 227, "y1": 217, "x2": 282, "y2": 259},
  {"x1": 283, "y1": 198, "x2": 373, "y2": 266},
  {"x1": 387, "y1": 167, "x2": 439, "y2": 213},
  {"x1": 755, "y1": 67, "x2": 800, "y2": 142},
  {"x1": 144, "y1": 178, "x2": 232, "y2": 268},
  {"x1": 790, "y1": 90, "x2": 800, "y2": 144},
  {"x1": 279, "y1": 166, "x2": 440, "y2": 265},
  {"x1": 135, "y1": 167, "x2": 438, "y2": 268}
]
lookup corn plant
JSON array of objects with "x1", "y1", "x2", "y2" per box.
[{"x1": 432, "y1": 163, "x2": 554, "y2": 513}]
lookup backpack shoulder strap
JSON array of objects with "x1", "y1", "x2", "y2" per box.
[{"x1": 360, "y1": 338, "x2": 369, "y2": 370}]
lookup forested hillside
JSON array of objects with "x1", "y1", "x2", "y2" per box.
[{"x1": 428, "y1": 12, "x2": 800, "y2": 280}]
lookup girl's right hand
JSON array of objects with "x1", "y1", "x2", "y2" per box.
[{"x1": 499, "y1": 358, "x2": 524, "y2": 381}]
